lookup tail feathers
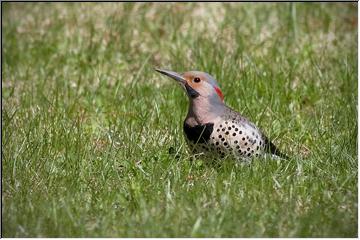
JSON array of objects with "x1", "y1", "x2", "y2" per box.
[{"x1": 264, "y1": 137, "x2": 289, "y2": 160}]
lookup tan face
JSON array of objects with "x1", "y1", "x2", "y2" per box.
[
  {"x1": 155, "y1": 69, "x2": 224, "y2": 101},
  {"x1": 182, "y1": 72, "x2": 210, "y2": 93},
  {"x1": 182, "y1": 71, "x2": 224, "y2": 101}
]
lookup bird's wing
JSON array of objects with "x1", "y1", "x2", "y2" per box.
[{"x1": 224, "y1": 106, "x2": 289, "y2": 159}]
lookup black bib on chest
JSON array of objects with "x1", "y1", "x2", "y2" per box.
[{"x1": 183, "y1": 122, "x2": 214, "y2": 144}]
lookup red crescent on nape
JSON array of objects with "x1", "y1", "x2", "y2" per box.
[{"x1": 214, "y1": 86, "x2": 224, "y2": 101}]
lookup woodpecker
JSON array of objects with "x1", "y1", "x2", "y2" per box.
[{"x1": 156, "y1": 68, "x2": 288, "y2": 160}]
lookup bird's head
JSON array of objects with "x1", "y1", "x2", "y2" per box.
[{"x1": 155, "y1": 68, "x2": 224, "y2": 103}]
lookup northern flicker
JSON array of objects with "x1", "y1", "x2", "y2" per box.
[{"x1": 155, "y1": 68, "x2": 288, "y2": 160}]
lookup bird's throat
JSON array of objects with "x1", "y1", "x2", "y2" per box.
[{"x1": 187, "y1": 98, "x2": 225, "y2": 125}]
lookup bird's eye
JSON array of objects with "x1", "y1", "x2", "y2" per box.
[{"x1": 194, "y1": 77, "x2": 201, "y2": 83}]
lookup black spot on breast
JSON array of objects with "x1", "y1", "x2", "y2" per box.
[
  {"x1": 225, "y1": 131, "x2": 229, "y2": 135},
  {"x1": 232, "y1": 133, "x2": 236, "y2": 136},
  {"x1": 228, "y1": 127, "x2": 231, "y2": 130},
  {"x1": 247, "y1": 153, "x2": 251, "y2": 157},
  {"x1": 183, "y1": 122, "x2": 214, "y2": 144}
]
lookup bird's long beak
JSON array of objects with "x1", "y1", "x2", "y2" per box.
[{"x1": 155, "y1": 68, "x2": 186, "y2": 84}]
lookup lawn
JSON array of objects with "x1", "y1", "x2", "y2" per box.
[{"x1": 2, "y1": 2, "x2": 358, "y2": 237}]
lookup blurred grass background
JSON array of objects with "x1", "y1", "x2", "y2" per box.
[{"x1": 2, "y1": 2, "x2": 358, "y2": 237}]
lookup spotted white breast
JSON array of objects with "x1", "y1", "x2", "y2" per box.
[
  {"x1": 185, "y1": 117, "x2": 266, "y2": 160},
  {"x1": 208, "y1": 119, "x2": 266, "y2": 158}
]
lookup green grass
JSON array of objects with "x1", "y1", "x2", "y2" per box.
[{"x1": 2, "y1": 2, "x2": 357, "y2": 237}]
